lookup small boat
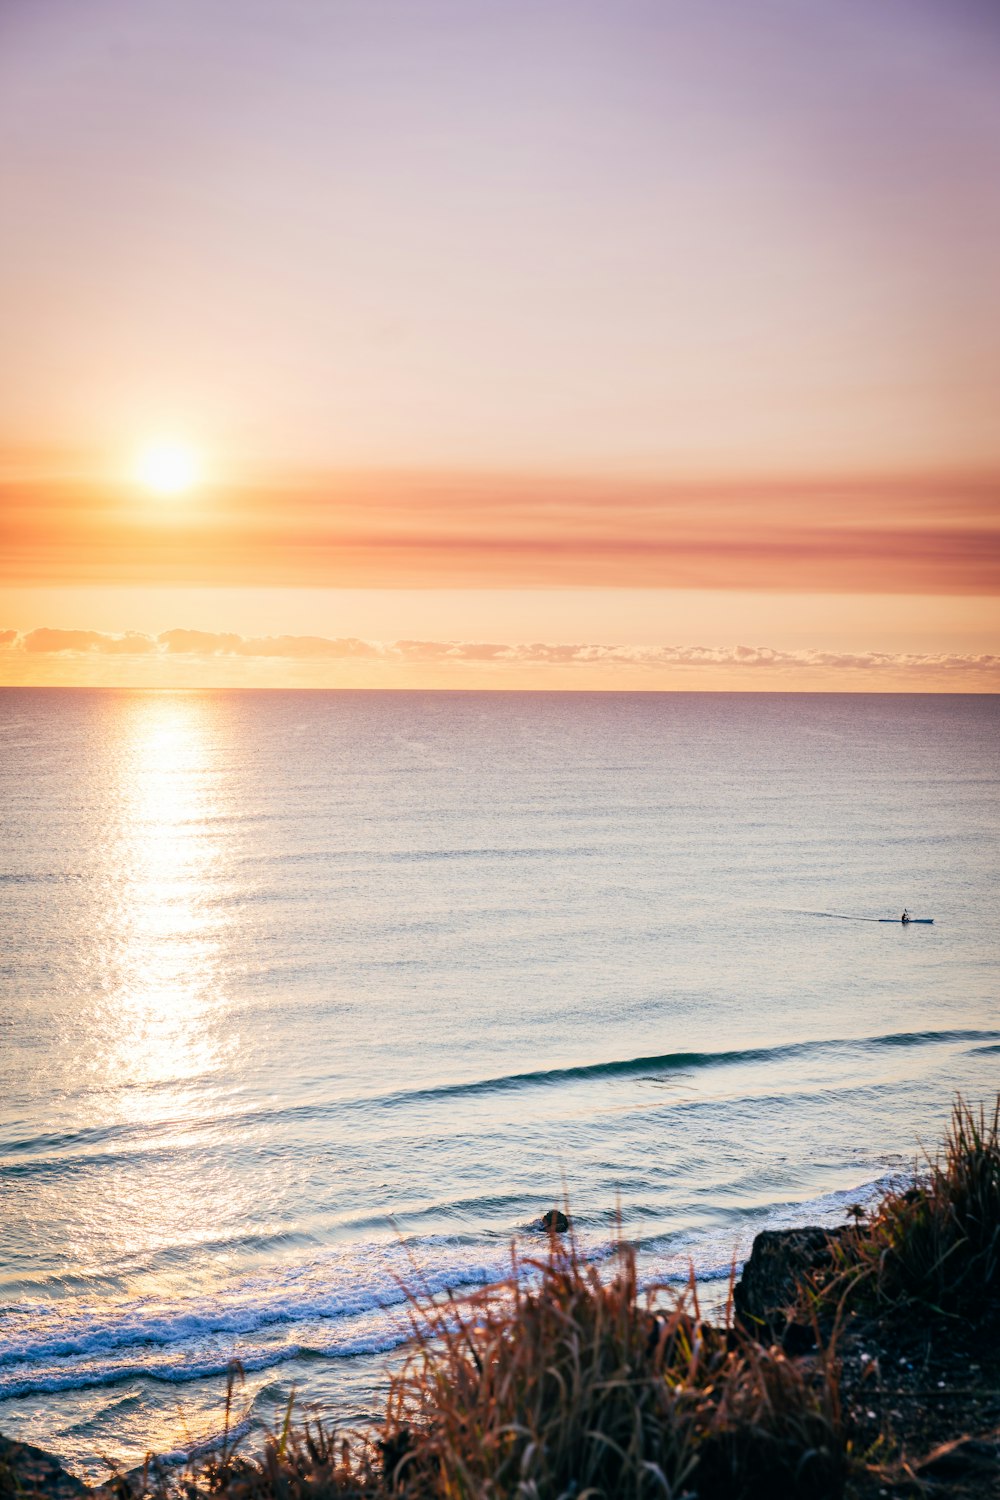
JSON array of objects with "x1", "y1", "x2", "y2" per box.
[{"x1": 807, "y1": 911, "x2": 936, "y2": 925}]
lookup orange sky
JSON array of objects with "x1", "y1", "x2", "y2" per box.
[
  {"x1": 2, "y1": 1, "x2": 999, "y2": 690},
  {"x1": 4, "y1": 469, "x2": 999, "y2": 594}
]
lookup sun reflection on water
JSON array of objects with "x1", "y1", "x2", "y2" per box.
[
  {"x1": 70, "y1": 693, "x2": 255, "y2": 1269},
  {"x1": 96, "y1": 693, "x2": 230, "y2": 1109}
]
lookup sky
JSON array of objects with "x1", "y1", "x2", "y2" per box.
[{"x1": 2, "y1": 0, "x2": 999, "y2": 689}]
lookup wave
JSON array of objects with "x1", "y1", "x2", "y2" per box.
[
  {"x1": 0, "y1": 1323, "x2": 430, "y2": 1402},
  {"x1": 0, "y1": 1242, "x2": 507, "y2": 1378},
  {"x1": 388, "y1": 845, "x2": 612, "y2": 863},
  {"x1": 637, "y1": 1173, "x2": 908, "y2": 1287},
  {"x1": 154, "y1": 1416, "x2": 258, "y2": 1471},
  {"x1": 0, "y1": 1349, "x2": 297, "y2": 1401},
  {"x1": 359, "y1": 1027, "x2": 1000, "y2": 1111},
  {"x1": 4, "y1": 1028, "x2": 995, "y2": 1169},
  {"x1": 0, "y1": 1166, "x2": 916, "y2": 1403}
]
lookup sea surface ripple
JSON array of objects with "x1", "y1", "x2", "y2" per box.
[{"x1": 1, "y1": 689, "x2": 997, "y2": 1474}]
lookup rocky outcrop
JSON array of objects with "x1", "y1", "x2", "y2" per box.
[
  {"x1": 733, "y1": 1226, "x2": 846, "y2": 1338},
  {"x1": 539, "y1": 1209, "x2": 570, "y2": 1233},
  {"x1": 0, "y1": 1435, "x2": 88, "y2": 1500}
]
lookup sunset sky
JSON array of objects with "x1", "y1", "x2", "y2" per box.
[{"x1": 2, "y1": 0, "x2": 999, "y2": 689}]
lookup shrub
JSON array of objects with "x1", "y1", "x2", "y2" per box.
[{"x1": 822, "y1": 1095, "x2": 1000, "y2": 1318}]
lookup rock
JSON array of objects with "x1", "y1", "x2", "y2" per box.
[
  {"x1": 778, "y1": 1319, "x2": 818, "y2": 1355},
  {"x1": 539, "y1": 1209, "x2": 569, "y2": 1233},
  {"x1": 733, "y1": 1227, "x2": 846, "y2": 1336},
  {"x1": 0, "y1": 1435, "x2": 89, "y2": 1500}
]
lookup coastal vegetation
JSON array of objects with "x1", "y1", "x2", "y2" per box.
[
  {"x1": 809, "y1": 1096, "x2": 1000, "y2": 1320},
  {"x1": 2, "y1": 1097, "x2": 998, "y2": 1500}
]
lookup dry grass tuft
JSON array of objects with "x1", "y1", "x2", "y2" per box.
[
  {"x1": 128, "y1": 1237, "x2": 844, "y2": 1499},
  {"x1": 375, "y1": 1234, "x2": 844, "y2": 1498},
  {"x1": 176, "y1": 1422, "x2": 376, "y2": 1500},
  {"x1": 816, "y1": 1096, "x2": 1000, "y2": 1319},
  {"x1": 380, "y1": 1237, "x2": 701, "y2": 1496}
]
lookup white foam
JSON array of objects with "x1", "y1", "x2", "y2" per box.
[
  {"x1": 0, "y1": 1237, "x2": 510, "y2": 1399},
  {"x1": 0, "y1": 1173, "x2": 909, "y2": 1402}
]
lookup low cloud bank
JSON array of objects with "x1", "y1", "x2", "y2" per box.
[
  {"x1": 1, "y1": 627, "x2": 998, "y2": 676},
  {"x1": 6, "y1": 471, "x2": 1000, "y2": 593}
]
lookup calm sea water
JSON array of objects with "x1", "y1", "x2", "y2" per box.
[{"x1": 1, "y1": 689, "x2": 998, "y2": 1474}]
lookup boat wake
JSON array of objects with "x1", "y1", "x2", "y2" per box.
[{"x1": 804, "y1": 910, "x2": 934, "y2": 925}]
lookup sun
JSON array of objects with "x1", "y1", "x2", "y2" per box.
[{"x1": 135, "y1": 441, "x2": 202, "y2": 496}]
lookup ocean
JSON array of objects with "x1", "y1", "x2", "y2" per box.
[{"x1": 1, "y1": 688, "x2": 998, "y2": 1476}]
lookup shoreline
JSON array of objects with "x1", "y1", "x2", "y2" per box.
[{"x1": 4, "y1": 1184, "x2": 998, "y2": 1499}]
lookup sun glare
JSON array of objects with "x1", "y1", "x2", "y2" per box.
[{"x1": 136, "y1": 440, "x2": 201, "y2": 496}]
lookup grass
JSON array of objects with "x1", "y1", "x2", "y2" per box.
[
  {"x1": 380, "y1": 1238, "x2": 843, "y2": 1499},
  {"x1": 806, "y1": 1096, "x2": 1000, "y2": 1321}
]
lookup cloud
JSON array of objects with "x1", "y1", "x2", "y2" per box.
[
  {"x1": 159, "y1": 630, "x2": 381, "y2": 658},
  {"x1": 3, "y1": 470, "x2": 999, "y2": 593},
  {"x1": 19, "y1": 627, "x2": 157, "y2": 655},
  {"x1": 239, "y1": 634, "x2": 380, "y2": 659},
  {"x1": 158, "y1": 629, "x2": 243, "y2": 655},
  {"x1": 2, "y1": 627, "x2": 998, "y2": 678}
]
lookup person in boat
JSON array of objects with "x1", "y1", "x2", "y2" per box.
[{"x1": 901, "y1": 908, "x2": 910, "y2": 924}]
